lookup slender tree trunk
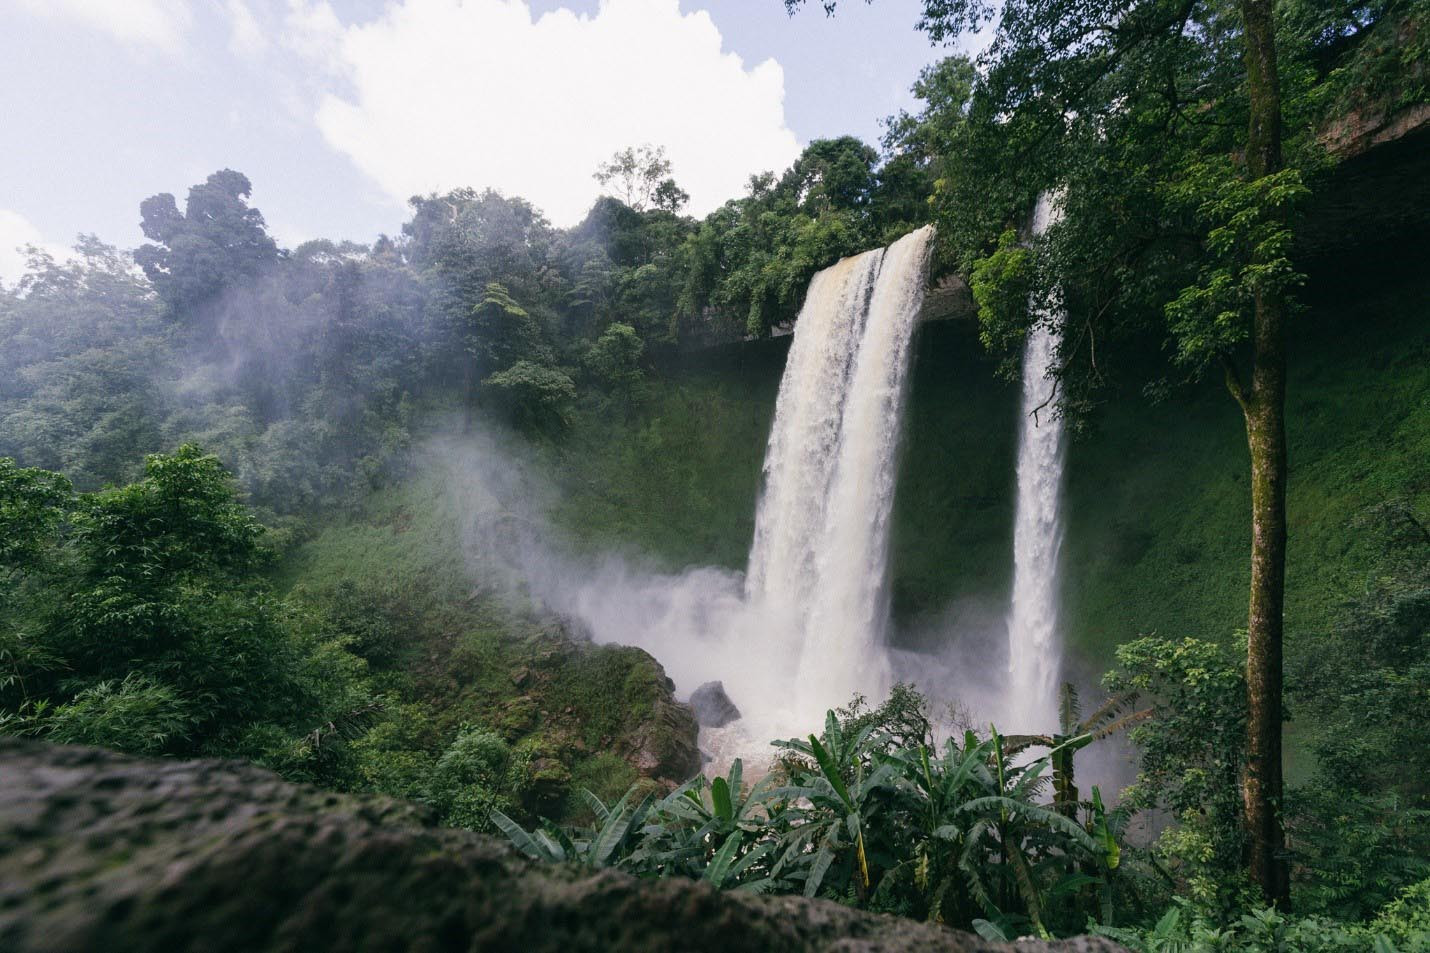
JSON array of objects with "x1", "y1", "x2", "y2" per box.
[
  {"x1": 1237, "y1": 0, "x2": 1291, "y2": 908},
  {"x1": 1240, "y1": 302, "x2": 1289, "y2": 907}
]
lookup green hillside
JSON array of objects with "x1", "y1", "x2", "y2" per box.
[{"x1": 539, "y1": 265, "x2": 1430, "y2": 678}]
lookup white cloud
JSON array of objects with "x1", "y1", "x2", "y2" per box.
[
  {"x1": 282, "y1": 0, "x2": 345, "y2": 71},
  {"x1": 13, "y1": 0, "x2": 191, "y2": 53},
  {"x1": 0, "y1": 210, "x2": 70, "y2": 290},
  {"x1": 310, "y1": 0, "x2": 802, "y2": 225},
  {"x1": 225, "y1": 0, "x2": 268, "y2": 56}
]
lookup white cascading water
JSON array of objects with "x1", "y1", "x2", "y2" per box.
[
  {"x1": 1004, "y1": 193, "x2": 1069, "y2": 734},
  {"x1": 745, "y1": 248, "x2": 885, "y2": 615},
  {"x1": 745, "y1": 225, "x2": 936, "y2": 721}
]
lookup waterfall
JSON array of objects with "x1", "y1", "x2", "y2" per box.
[
  {"x1": 1004, "y1": 193, "x2": 1069, "y2": 733},
  {"x1": 745, "y1": 225, "x2": 936, "y2": 718}
]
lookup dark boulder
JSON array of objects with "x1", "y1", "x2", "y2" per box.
[
  {"x1": 689, "y1": 680, "x2": 742, "y2": 728},
  {"x1": 0, "y1": 739, "x2": 1124, "y2": 953}
]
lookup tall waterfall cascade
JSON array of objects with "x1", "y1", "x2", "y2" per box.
[
  {"x1": 1004, "y1": 193, "x2": 1069, "y2": 733},
  {"x1": 745, "y1": 225, "x2": 936, "y2": 719}
]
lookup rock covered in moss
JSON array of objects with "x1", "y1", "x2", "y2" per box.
[
  {"x1": 0, "y1": 738, "x2": 1124, "y2": 953},
  {"x1": 614, "y1": 661, "x2": 701, "y2": 783}
]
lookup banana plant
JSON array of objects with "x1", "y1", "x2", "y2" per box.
[
  {"x1": 629, "y1": 758, "x2": 787, "y2": 890},
  {"x1": 492, "y1": 784, "x2": 653, "y2": 869},
  {"x1": 657, "y1": 758, "x2": 780, "y2": 838},
  {"x1": 1003, "y1": 682, "x2": 1152, "y2": 817},
  {"x1": 772, "y1": 712, "x2": 899, "y2": 901},
  {"x1": 886, "y1": 725, "x2": 1109, "y2": 937},
  {"x1": 883, "y1": 728, "x2": 1001, "y2": 923}
]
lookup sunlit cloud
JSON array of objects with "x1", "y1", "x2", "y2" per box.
[{"x1": 306, "y1": 0, "x2": 802, "y2": 225}]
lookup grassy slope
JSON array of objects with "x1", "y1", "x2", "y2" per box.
[
  {"x1": 542, "y1": 340, "x2": 789, "y2": 570},
  {"x1": 1064, "y1": 269, "x2": 1430, "y2": 662},
  {"x1": 276, "y1": 467, "x2": 695, "y2": 818}
]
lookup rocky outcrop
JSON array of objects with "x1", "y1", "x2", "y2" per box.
[
  {"x1": 689, "y1": 680, "x2": 742, "y2": 727},
  {"x1": 1318, "y1": 13, "x2": 1428, "y2": 162},
  {"x1": 0, "y1": 739, "x2": 1124, "y2": 953},
  {"x1": 1301, "y1": 11, "x2": 1430, "y2": 260},
  {"x1": 615, "y1": 663, "x2": 702, "y2": 783},
  {"x1": 920, "y1": 273, "x2": 977, "y2": 324}
]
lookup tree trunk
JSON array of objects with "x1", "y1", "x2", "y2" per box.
[
  {"x1": 1238, "y1": 0, "x2": 1291, "y2": 908},
  {"x1": 1240, "y1": 306, "x2": 1289, "y2": 907}
]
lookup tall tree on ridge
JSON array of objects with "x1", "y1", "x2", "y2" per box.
[{"x1": 135, "y1": 169, "x2": 279, "y2": 317}]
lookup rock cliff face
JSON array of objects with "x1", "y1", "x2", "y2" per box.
[{"x1": 0, "y1": 739, "x2": 1123, "y2": 953}]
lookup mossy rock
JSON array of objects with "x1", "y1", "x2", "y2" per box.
[{"x1": 0, "y1": 739, "x2": 1124, "y2": 953}]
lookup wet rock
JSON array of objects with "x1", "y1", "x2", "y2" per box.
[
  {"x1": 689, "y1": 681, "x2": 742, "y2": 728},
  {"x1": 0, "y1": 738, "x2": 1125, "y2": 953}
]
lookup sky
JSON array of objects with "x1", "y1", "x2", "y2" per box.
[{"x1": 0, "y1": 0, "x2": 981, "y2": 285}]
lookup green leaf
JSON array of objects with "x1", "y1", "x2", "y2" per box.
[
  {"x1": 726, "y1": 842, "x2": 772, "y2": 881},
  {"x1": 491, "y1": 809, "x2": 545, "y2": 860},
  {"x1": 804, "y1": 844, "x2": 836, "y2": 898},
  {"x1": 972, "y1": 919, "x2": 1009, "y2": 942},
  {"x1": 711, "y1": 776, "x2": 734, "y2": 823},
  {"x1": 808, "y1": 733, "x2": 854, "y2": 810},
  {"x1": 703, "y1": 831, "x2": 744, "y2": 887},
  {"x1": 580, "y1": 788, "x2": 611, "y2": 822}
]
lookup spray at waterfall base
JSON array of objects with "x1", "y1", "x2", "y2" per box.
[{"x1": 444, "y1": 221, "x2": 1078, "y2": 774}]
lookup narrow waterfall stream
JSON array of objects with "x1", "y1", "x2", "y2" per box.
[
  {"x1": 1004, "y1": 193, "x2": 1069, "y2": 733},
  {"x1": 745, "y1": 224, "x2": 936, "y2": 721}
]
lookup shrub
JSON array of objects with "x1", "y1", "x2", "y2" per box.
[
  {"x1": 43, "y1": 674, "x2": 191, "y2": 755},
  {"x1": 425, "y1": 726, "x2": 531, "y2": 831}
]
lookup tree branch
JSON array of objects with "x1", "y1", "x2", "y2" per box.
[{"x1": 1221, "y1": 353, "x2": 1251, "y2": 414}]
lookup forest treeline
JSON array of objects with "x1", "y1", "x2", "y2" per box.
[
  {"x1": 0, "y1": 133, "x2": 927, "y2": 515},
  {"x1": 3, "y1": 0, "x2": 1429, "y2": 946}
]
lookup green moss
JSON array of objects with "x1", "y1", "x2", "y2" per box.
[
  {"x1": 543, "y1": 341, "x2": 788, "y2": 570},
  {"x1": 564, "y1": 752, "x2": 641, "y2": 821},
  {"x1": 545, "y1": 645, "x2": 663, "y2": 748}
]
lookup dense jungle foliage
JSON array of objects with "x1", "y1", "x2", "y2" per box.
[{"x1": 2, "y1": 0, "x2": 1428, "y2": 944}]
